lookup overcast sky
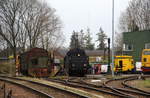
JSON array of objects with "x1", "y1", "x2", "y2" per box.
[{"x1": 45, "y1": 0, "x2": 131, "y2": 47}]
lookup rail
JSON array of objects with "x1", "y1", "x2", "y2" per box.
[
  {"x1": 0, "y1": 77, "x2": 54, "y2": 98},
  {"x1": 0, "y1": 76, "x2": 88, "y2": 98},
  {"x1": 46, "y1": 77, "x2": 131, "y2": 98},
  {"x1": 104, "y1": 75, "x2": 150, "y2": 98}
]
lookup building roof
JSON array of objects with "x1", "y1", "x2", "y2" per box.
[
  {"x1": 53, "y1": 49, "x2": 68, "y2": 58},
  {"x1": 85, "y1": 50, "x2": 108, "y2": 56},
  {"x1": 53, "y1": 49, "x2": 108, "y2": 57}
]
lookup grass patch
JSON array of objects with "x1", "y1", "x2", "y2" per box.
[
  {"x1": 133, "y1": 79, "x2": 150, "y2": 90},
  {"x1": 0, "y1": 61, "x2": 15, "y2": 75},
  {"x1": 140, "y1": 79, "x2": 150, "y2": 88},
  {"x1": 49, "y1": 76, "x2": 68, "y2": 79},
  {"x1": 105, "y1": 74, "x2": 124, "y2": 79}
]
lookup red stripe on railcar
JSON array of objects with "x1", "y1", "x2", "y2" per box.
[{"x1": 141, "y1": 67, "x2": 150, "y2": 72}]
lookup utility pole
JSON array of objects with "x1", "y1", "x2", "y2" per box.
[
  {"x1": 112, "y1": 0, "x2": 115, "y2": 77},
  {"x1": 107, "y1": 38, "x2": 111, "y2": 74}
]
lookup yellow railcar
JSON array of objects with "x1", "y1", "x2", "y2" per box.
[
  {"x1": 114, "y1": 55, "x2": 134, "y2": 72},
  {"x1": 141, "y1": 49, "x2": 150, "y2": 72}
]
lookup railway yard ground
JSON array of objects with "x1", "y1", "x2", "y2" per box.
[
  {"x1": 0, "y1": 74, "x2": 150, "y2": 98},
  {"x1": 128, "y1": 77, "x2": 150, "y2": 91},
  {"x1": 0, "y1": 82, "x2": 44, "y2": 98}
]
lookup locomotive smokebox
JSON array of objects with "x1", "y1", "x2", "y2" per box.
[{"x1": 64, "y1": 48, "x2": 89, "y2": 77}]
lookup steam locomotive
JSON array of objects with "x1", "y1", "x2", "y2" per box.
[{"x1": 64, "y1": 48, "x2": 89, "y2": 76}]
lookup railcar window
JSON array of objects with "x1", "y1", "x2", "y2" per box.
[
  {"x1": 38, "y1": 57, "x2": 48, "y2": 67},
  {"x1": 143, "y1": 51, "x2": 150, "y2": 55},
  {"x1": 31, "y1": 58, "x2": 38, "y2": 65}
]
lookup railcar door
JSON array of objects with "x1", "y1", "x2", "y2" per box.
[{"x1": 119, "y1": 60, "x2": 123, "y2": 71}]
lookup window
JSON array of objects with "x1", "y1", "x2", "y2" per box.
[
  {"x1": 31, "y1": 58, "x2": 38, "y2": 65},
  {"x1": 29, "y1": 57, "x2": 48, "y2": 68},
  {"x1": 38, "y1": 57, "x2": 48, "y2": 67},
  {"x1": 143, "y1": 51, "x2": 150, "y2": 55},
  {"x1": 123, "y1": 44, "x2": 133, "y2": 51},
  {"x1": 145, "y1": 43, "x2": 150, "y2": 49}
]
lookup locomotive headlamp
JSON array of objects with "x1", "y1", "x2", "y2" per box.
[
  {"x1": 72, "y1": 64, "x2": 75, "y2": 67},
  {"x1": 84, "y1": 64, "x2": 87, "y2": 66},
  {"x1": 78, "y1": 54, "x2": 80, "y2": 56}
]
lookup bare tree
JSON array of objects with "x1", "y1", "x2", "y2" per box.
[
  {"x1": 39, "y1": 14, "x2": 63, "y2": 51},
  {"x1": 114, "y1": 32, "x2": 123, "y2": 54},
  {"x1": 0, "y1": 36, "x2": 7, "y2": 50},
  {"x1": 22, "y1": 1, "x2": 63, "y2": 50},
  {"x1": 119, "y1": 0, "x2": 150, "y2": 32},
  {"x1": 0, "y1": 0, "x2": 63, "y2": 62},
  {"x1": 0, "y1": 0, "x2": 28, "y2": 62},
  {"x1": 119, "y1": 12, "x2": 129, "y2": 32}
]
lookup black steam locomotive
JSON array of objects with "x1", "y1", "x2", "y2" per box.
[{"x1": 64, "y1": 48, "x2": 89, "y2": 76}]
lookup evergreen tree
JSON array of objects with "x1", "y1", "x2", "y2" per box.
[
  {"x1": 96, "y1": 27, "x2": 107, "y2": 50},
  {"x1": 85, "y1": 28, "x2": 94, "y2": 50},
  {"x1": 69, "y1": 31, "x2": 80, "y2": 49},
  {"x1": 78, "y1": 29, "x2": 86, "y2": 49},
  {"x1": 69, "y1": 29, "x2": 94, "y2": 50}
]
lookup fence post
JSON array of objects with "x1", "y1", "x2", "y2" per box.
[
  {"x1": 7, "y1": 89, "x2": 12, "y2": 98},
  {"x1": 4, "y1": 83, "x2": 5, "y2": 98}
]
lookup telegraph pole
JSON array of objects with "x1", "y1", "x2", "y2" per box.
[{"x1": 112, "y1": 0, "x2": 115, "y2": 77}]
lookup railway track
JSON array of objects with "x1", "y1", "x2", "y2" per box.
[
  {"x1": 0, "y1": 76, "x2": 88, "y2": 98},
  {"x1": 46, "y1": 75, "x2": 150, "y2": 98},
  {"x1": 104, "y1": 75, "x2": 150, "y2": 98},
  {"x1": 45, "y1": 77, "x2": 133, "y2": 98},
  {"x1": 123, "y1": 75, "x2": 150, "y2": 93},
  {"x1": 0, "y1": 78, "x2": 53, "y2": 98},
  {"x1": 1, "y1": 75, "x2": 149, "y2": 98}
]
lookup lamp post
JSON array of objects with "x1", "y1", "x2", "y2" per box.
[{"x1": 112, "y1": 0, "x2": 115, "y2": 77}]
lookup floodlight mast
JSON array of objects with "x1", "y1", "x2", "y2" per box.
[{"x1": 112, "y1": 0, "x2": 115, "y2": 77}]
